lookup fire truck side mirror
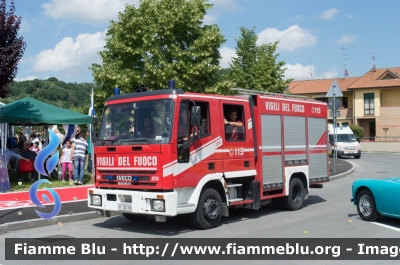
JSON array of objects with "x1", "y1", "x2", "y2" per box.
[
  {"x1": 191, "y1": 106, "x2": 200, "y2": 127},
  {"x1": 91, "y1": 126, "x2": 97, "y2": 142}
]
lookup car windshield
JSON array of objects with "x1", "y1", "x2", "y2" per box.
[{"x1": 98, "y1": 99, "x2": 174, "y2": 145}]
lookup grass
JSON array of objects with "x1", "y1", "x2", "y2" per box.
[{"x1": 7, "y1": 164, "x2": 95, "y2": 192}]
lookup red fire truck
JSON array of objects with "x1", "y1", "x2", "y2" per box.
[{"x1": 88, "y1": 81, "x2": 329, "y2": 229}]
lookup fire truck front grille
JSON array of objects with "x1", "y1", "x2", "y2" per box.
[
  {"x1": 98, "y1": 174, "x2": 157, "y2": 186},
  {"x1": 98, "y1": 181, "x2": 156, "y2": 186},
  {"x1": 98, "y1": 171, "x2": 156, "y2": 175},
  {"x1": 101, "y1": 175, "x2": 150, "y2": 181}
]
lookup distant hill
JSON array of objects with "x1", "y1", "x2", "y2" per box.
[{"x1": 4, "y1": 77, "x2": 93, "y2": 111}]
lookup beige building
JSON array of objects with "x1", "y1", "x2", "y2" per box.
[{"x1": 288, "y1": 67, "x2": 400, "y2": 141}]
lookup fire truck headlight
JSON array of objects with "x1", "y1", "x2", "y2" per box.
[
  {"x1": 91, "y1": 195, "x2": 102, "y2": 206},
  {"x1": 151, "y1": 200, "x2": 165, "y2": 212}
]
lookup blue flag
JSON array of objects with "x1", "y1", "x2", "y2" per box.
[{"x1": 89, "y1": 88, "x2": 95, "y2": 116}]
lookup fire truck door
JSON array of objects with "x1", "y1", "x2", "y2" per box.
[{"x1": 221, "y1": 102, "x2": 253, "y2": 172}]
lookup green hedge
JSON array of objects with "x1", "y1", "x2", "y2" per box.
[{"x1": 350, "y1": 124, "x2": 364, "y2": 138}]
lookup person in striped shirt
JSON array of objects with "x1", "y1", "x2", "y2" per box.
[{"x1": 71, "y1": 127, "x2": 88, "y2": 185}]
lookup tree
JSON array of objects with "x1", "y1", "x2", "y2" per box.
[
  {"x1": 215, "y1": 27, "x2": 291, "y2": 95},
  {"x1": 350, "y1": 124, "x2": 364, "y2": 139},
  {"x1": 91, "y1": 0, "x2": 225, "y2": 105},
  {"x1": 0, "y1": 0, "x2": 26, "y2": 98}
]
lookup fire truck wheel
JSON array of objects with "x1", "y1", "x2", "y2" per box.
[
  {"x1": 190, "y1": 188, "x2": 222, "y2": 229},
  {"x1": 282, "y1": 178, "x2": 305, "y2": 211},
  {"x1": 122, "y1": 213, "x2": 148, "y2": 222}
]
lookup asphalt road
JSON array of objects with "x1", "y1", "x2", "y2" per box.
[
  {"x1": 0, "y1": 201, "x2": 89, "y2": 225},
  {"x1": 0, "y1": 157, "x2": 352, "y2": 225},
  {"x1": 5, "y1": 154, "x2": 398, "y2": 265}
]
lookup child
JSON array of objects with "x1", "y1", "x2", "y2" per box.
[
  {"x1": 29, "y1": 141, "x2": 41, "y2": 153},
  {"x1": 58, "y1": 140, "x2": 73, "y2": 182}
]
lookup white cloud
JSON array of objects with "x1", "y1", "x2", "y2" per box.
[
  {"x1": 33, "y1": 30, "x2": 106, "y2": 75},
  {"x1": 219, "y1": 47, "x2": 236, "y2": 68},
  {"x1": 321, "y1": 70, "x2": 338, "y2": 79},
  {"x1": 42, "y1": 0, "x2": 139, "y2": 24},
  {"x1": 347, "y1": 14, "x2": 354, "y2": 19},
  {"x1": 284, "y1": 63, "x2": 338, "y2": 80},
  {"x1": 319, "y1": 8, "x2": 338, "y2": 20},
  {"x1": 203, "y1": 14, "x2": 217, "y2": 25},
  {"x1": 336, "y1": 34, "x2": 357, "y2": 44},
  {"x1": 14, "y1": 76, "x2": 39, "y2": 82},
  {"x1": 284, "y1": 63, "x2": 314, "y2": 80},
  {"x1": 257, "y1": 25, "x2": 317, "y2": 51}
]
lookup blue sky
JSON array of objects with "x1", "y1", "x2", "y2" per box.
[{"x1": 12, "y1": 0, "x2": 400, "y2": 83}]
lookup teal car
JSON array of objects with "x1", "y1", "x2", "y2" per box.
[{"x1": 351, "y1": 178, "x2": 400, "y2": 221}]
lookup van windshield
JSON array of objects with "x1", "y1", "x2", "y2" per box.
[{"x1": 335, "y1": 134, "x2": 357, "y2": 142}]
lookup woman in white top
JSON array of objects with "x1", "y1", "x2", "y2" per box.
[
  {"x1": 30, "y1": 133, "x2": 43, "y2": 149},
  {"x1": 58, "y1": 140, "x2": 73, "y2": 182}
]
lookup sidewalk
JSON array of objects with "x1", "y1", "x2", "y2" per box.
[
  {"x1": 329, "y1": 157, "x2": 355, "y2": 180},
  {"x1": 0, "y1": 159, "x2": 355, "y2": 233},
  {"x1": 0, "y1": 185, "x2": 98, "y2": 233}
]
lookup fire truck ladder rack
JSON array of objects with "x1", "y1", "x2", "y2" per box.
[{"x1": 230, "y1": 87, "x2": 308, "y2": 99}]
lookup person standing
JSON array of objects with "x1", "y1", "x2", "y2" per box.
[
  {"x1": 58, "y1": 140, "x2": 73, "y2": 183},
  {"x1": 17, "y1": 132, "x2": 27, "y2": 150},
  {"x1": 71, "y1": 127, "x2": 88, "y2": 185},
  {"x1": 86, "y1": 131, "x2": 92, "y2": 175},
  {"x1": 53, "y1": 127, "x2": 65, "y2": 176},
  {"x1": 53, "y1": 128, "x2": 64, "y2": 148},
  {"x1": 30, "y1": 133, "x2": 42, "y2": 149}
]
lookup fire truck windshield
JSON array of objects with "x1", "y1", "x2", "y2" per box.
[{"x1": 98, "y1": 99, "x2": 174, "y2": 145}]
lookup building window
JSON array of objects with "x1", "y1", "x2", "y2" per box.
[
  {"x1": 364, "y1": 93, "x2": 374, "y2": 115},
  {"x1": 342, "y1": 97, "x2": 348, "y2": 108},
  {"x1": 223, "y1": 104, "x2": 245, "y2": 141}
]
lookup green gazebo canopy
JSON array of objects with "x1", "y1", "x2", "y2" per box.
[{"x1": 0, "y1": 97, "x2": 92, "y2": 125}]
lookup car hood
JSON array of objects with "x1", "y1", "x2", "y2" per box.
[
  {"x1": 353, "y1": 177, "x2": 400, "y2": 186},
  {"x1": 381, "y1": 177, "x2": 400, "y2": 183}
]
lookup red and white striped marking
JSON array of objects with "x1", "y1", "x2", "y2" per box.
[{"x1": 0, "y1": 185, "x2": 94, "y2": 210}]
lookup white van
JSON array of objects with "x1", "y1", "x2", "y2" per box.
[{"x1": 328, "y1": 124, "x2": 361, "y2": 159}]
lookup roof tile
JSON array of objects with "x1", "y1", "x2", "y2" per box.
[
  {"x1": 348, "y1": 67, "x2": 400, "y2": 89},
  {"x1": 288, "y1": 77, "x2": 359, "y2": 95},
  {"x1": 288, "y1": 67, "x2": 400, "y2": 95}
]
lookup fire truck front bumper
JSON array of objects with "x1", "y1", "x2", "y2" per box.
[{"x1": 88, "y1": 188, "x2": 178, "y2": 216}]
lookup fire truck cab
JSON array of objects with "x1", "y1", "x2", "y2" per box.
[{"x1": 88, "y1": 81, "x2": 329, "y2": 229}]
